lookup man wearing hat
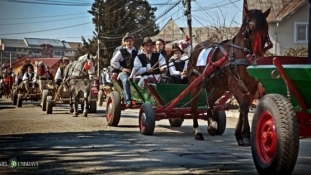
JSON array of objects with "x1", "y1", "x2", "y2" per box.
[
  {"x1": 132, "y1": 37, "x2": 167, "y2": 86},
  {"x1": 111, "y1": 32, "x2": 139, "y2": 107},
  {"x1": 16, "y1": 59, "x2": 34, "y2": 85},
  {"x1": 54, "y1": 57, "x2": 70, "y2": 87},
  {"x1": 168, "y1": 43, "x2": 188, "y2": 84},
  {"x1": 101, "y1": 67, "x2": 112, "y2": 87}
]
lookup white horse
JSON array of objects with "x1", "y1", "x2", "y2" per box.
[{"x1": 63, "y1": 54, "x2": 96, "y2": 117}]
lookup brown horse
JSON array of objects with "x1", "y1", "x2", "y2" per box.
[{"x1": 188, "y1": 7, "x2": 272, "y2": 146}]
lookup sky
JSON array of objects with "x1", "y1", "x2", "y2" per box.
[{"x1": 0, "y1": 0, "x2": 243, "y2": 42}]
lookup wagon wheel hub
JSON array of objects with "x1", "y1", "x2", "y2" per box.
[
  {"x1": 262, "y1": 131, "x2": 273, "y2": 144},
  {"x1": 140, "y1": 112, "x2": 146, "y2": 130},
  {"x1": 107, "y1": 99, "x2": 112, "y2": 120},
  {"x1": 256, "y1": 111, "x2": 276, "y2": 164}
]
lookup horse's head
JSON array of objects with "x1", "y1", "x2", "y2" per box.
[
  {"x1": 35, "y1": 61, "x2": 46, "y2": 77},
  {"x1": 243, "y1": 7, "x2": 272, "y2": 57},
  {"x1": 83, "y1": 54, "x2": 96, "y2": 78}
]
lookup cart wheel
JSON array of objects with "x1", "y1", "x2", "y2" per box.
[
  {"x1": 89, "y1": 99, "x2": 97, "y2": 113},
  {"x1": 12, "y1": 90, "x2": 17, "y2": 105},
  {"x1": 139, "y1": 103, "x2": 155, "y2": 135},
  {"x1": 251, "y1": 94, "x2": 299, "y2": 175},
  {"x1": 215, "y1": 110, "x2": 226, "y2": 135},
  {"x1": 17, "y1": 94, "x2": 22, "y2": 107},
  {"x1": 46, "y1": 96, "x2": 53, "y2": 114},
  {"x1": 41, "y1": 89, "x2": 49, "y2": 111},
  {"x1": 168, "y1": 119, "x2": 184, "y2": 127},
  {"x1": 98, "y1": 90, "x2": 103, "y2": 106},
  {"x1": 106, "y1": 91, "x2": 121, "y2": 126}
]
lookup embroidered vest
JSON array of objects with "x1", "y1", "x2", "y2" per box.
[
  {"x1": 119, "y1": 48, "x2": 138, "y2": 69},
  {"x1": 137, "y1": 53, "x2": 161, "y2": 76}
]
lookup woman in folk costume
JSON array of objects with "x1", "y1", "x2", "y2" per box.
[
  {"x1": 155, "y1": 38, "x2": 168, "y2": 62},
  {"x1": 131, "y1": 37, "x2": 167, "y2": 87},
  {"x1": 168, "y1": 43, "x2": 188, "y2": 84}
]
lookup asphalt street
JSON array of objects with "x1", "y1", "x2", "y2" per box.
[{"x1": 0, "y1": 97, "x2": 310, "y2": 174}]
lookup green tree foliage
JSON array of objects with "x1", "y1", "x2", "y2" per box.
[{"x1": 76, "y1": 0, "x2": 159, "y2": 69}]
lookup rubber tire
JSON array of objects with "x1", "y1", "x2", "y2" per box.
[
  {"x1": 139, "y1": 103, "x2": 155, "y2": 135},
  {"x1": 168, "y1": 119, "x2": 184, "y2": 127},
  {"x1": 251, "y1": 94, "x2": 299, "y2": 175},
  {"x1": 106, "y1": 91, "x2": 121, "y2": 126},
  {"x1": 215, "y1": 110, "x2": 226, "y2": 135},
  {"x1": 98, "y1": 90, "x2": 103, "y2": 106},
  {"x1": 17, "y1": 94, "x2": 22, "y2": 107},
  {"x1": 12, "y1": 90, "x2": 17, "y2": 105},
  {"x1": 89, "y1": 99, "x2": 97, "y2": 113},
  {"x1": 46, "y1": 96, "x2": 53, "y2": 114},
  {"x1": 41, "y1": 89, "x2": 49, "y2": 111}
]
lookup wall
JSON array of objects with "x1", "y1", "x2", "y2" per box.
[{"x1": 269, "y1": 4, "x2": 308, "y2": 55}]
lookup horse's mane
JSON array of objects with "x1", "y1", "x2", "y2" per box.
[{"x1": 244, "y1": 9, "x2": 268, "y2": 31}]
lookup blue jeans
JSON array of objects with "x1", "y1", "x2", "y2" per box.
[{"x1": 119, "y1": 73, "x2": 131, "y2": 104}]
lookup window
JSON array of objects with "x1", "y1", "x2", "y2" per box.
[{"x1": 294, "y1": 22, "x2": 309, "y2": 43}]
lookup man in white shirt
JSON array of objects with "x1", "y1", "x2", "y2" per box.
[
  {"x1": 101, "y1": 68, "x2": 112, "y2": 87},
  {"x1": 22, "y1": 66, "x2": 37, "y2": 90},
  {"x1": 132, "y1": 37, "x2": 167, "y2": 87},
  {"x1": 54, "y1": 57, "x2": 70, "y2": 87},
  {"x1": 110, "y1": 33, "x2": 139, "y2": 108}
]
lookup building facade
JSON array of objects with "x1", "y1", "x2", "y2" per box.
[{"x1": 0, "y1": 38, "x2": 81, "y2": 65}]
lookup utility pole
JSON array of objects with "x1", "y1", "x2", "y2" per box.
[
  {"x1": 184, "y1": 0, "x2": 193, "y2": 51},
  {"x1": 0, "y1": 44, "x2": 3, "y2": 66},
  {"x1": 308, "y1": 0, "x2": 311, "y2": 63},
  {"x1": 97, "y1": 10, "x2": 100, "y2": 77}
]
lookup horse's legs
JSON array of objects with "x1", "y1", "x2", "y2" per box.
[
  {"x1": 235, "y1": 96, "x2": 251, "y2": 146},
  {"x1": 69, "y1": 92, "x2": 74, "y2": 113},
  {"x1": 83, "y1": 89, "x2": 88, "y2": 117},
  {"x1": 189, "y1": 78, "x2": 204, "y2": 140},
  {"x1": 206, "y1": 89, "x2": 225, "y2": 136},
  {"x1": 72, "y1": 90, "x2": 78, "y2": 117}
]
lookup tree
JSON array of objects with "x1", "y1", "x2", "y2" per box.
[{"x1": 77, "y1": 0, "x2": 159, "y2": 69}]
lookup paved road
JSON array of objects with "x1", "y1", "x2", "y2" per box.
[{"x1": 0, "y1": 97, "x2": 310, "y2": 174}]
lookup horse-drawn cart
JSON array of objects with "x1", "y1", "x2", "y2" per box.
[
  {"x1": 44, "y1": 54, "x2": 97, "y2": 117},
  {"x1": 247, "y1": 56, "x2": 311, "y2": 174},
  {"x1": 106, "y1": 77, "x2": 230, "y2": 135}
]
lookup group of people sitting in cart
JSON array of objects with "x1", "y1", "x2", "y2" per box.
[{"x1": 109, "y1": 32, "x2": 190, "y2": 107}]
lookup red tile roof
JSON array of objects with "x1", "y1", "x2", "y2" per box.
[{"x1": 3, "y1": 57, "x2": 61, "y2": 68}]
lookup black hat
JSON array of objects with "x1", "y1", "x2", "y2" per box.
[
  {"x1": 141, "y1": 37, "x2": 154, "y2": 46},
  {"x1": 170, "y1": 43, "x2": 184, "y2": 55},
  {"x1": 122, "y1": 32, "x2": 135, "y2": 42}
]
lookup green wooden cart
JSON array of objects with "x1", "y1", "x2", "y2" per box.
[
  {"x1": 105, "y1": 76, "x2": 229, "y2": 135},
  {"x1": 247, "y1": 56, "x2": 311, "y2": 175}
]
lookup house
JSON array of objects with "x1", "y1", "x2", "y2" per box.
[
  {"x1": 244, "y1": 0, "x2": 308, "y2": 55},
  {"x1": 3, "y1": 57, "x2": 62, "y2": 77},
  {"x1": 151, "y1": 19, "x2": 239, "y2": 52}
]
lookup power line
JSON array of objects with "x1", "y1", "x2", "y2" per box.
[
  {"x1": 0, "y1": 22, "x2": 92, "y2": 35},
  {"x1": 0, "y1": 12, "x2": 86, "y2": 20},
  {"x1": 0, "y1": 16, "x2": 90, "y2": 25}
]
